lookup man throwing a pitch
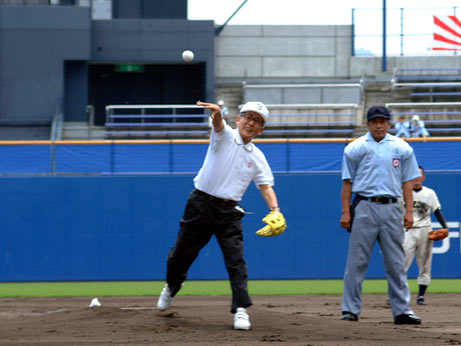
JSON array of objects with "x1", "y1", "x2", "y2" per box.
[
  {"x1": 157, "y1": 100, "x2": 286, "y2": 330},
  {"x1": 340, "y1": 106, "x2": 422, "y2": 325},
  {"x1": 403, "y1": 165, "x2": 448, "y2": 305}
]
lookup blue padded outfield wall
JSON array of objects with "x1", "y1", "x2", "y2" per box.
[
  {"x1": 1, "y1": 138, "x2": 461, "y2": 175},
  {"x1": 0, "y1": 138, "x2": 460, "y2": 282},
  {"x1": 0, "y1": 173, "x2": 460, "y2": 282}
]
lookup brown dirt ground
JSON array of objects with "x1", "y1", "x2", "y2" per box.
[{"x1": 1, "y1": 294, "x2": 461, "y2": 346}]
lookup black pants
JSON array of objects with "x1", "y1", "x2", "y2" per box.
[{"x1": 166, "y1": 189, "x2": 252, "y2": 313}]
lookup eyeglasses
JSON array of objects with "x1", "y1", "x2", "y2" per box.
[{"x1": 240, "y1": 113, "x2": 264, "y2": 125}]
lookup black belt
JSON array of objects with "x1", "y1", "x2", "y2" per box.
[
  {"x1": 194, "y1": 189, "x2": 237, "y2": 207},
  {"x1": 357, "y1": 195, "x2": 397, "y2": 204}
]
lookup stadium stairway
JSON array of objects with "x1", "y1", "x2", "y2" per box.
[{"x1": 62, "y1": 122, "x2": 105, "y2": 140}]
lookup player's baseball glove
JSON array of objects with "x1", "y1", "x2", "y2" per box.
[
  {"x1": 428, "y1": 228, "x2": 449, "y2": 241},
  {"x1": 256, "y1": 210, "x2": 287, "y2": 237}
]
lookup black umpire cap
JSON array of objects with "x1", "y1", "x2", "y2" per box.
[{"x1": 367, "y1": 106, "x2": 391, "y2": 121}]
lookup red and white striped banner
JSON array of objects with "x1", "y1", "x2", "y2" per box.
[{"x1": 433, "y1": 15, "x2": 461, "y2": 51}]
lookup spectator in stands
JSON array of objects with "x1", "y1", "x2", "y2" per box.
[
  {"x1": 394, "y1": 116, "x2": 411, "y2": 138},
  {"x1": 408, "y1": 115, "x2": 430, "y2": 138}
]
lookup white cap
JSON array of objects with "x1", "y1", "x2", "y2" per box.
[
  {"x1": 239, "y1": 102, "x2": 269, "y2": 123},
  {"x1": 412, "y1": 114, "x2": 420, "y2": 121},
  {"x1": 217, "y1": 100, "x2": 224, "y2": 106}
]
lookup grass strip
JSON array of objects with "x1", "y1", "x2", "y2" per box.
[{"x1": 0, "y1": 279, "x2": 460, "y2": 298}]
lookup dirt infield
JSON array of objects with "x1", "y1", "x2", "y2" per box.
[{"x1": 1, "y1": 294, "x2": 461, "y2": 346}]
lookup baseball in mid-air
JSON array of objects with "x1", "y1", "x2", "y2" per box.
[{"x1": 182, "y1": 50, "x2": 194, "y2": 63}]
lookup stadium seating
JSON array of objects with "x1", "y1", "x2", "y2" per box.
[
  {"x1": 391, "y1": 68, "x2": 461, "y2": 103},
  {"x1": 260, "y1": 104, "x2": 357, "y2": 138},
  {"x1": 104, "y1": 105, "x2": 210, "y2": 139},
  {"x1": 104, "y1": 80, "x2": 363, "y2": 139},
  {"x1": 387, "y1": 102, "x2": 461, "y2": 137},
  {"x1": 103, "y1": 76, "x2": 460, "y2": 139},
  {"x1": 241, "y1": 82, "x2": 362, "y2": 138},
  {"x1": 389, "y1": 68, "x2": 461, "y2": 136},
  {"x1": 104, "y1": 103, "x2": 358, "y2": 139}
]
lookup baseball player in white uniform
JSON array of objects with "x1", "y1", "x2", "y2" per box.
[{"x1": 403, "y1": 165, "x2": 448, "y2": 305}]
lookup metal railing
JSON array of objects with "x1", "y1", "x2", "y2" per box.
[
  {"x1": 104, "y1": 104, "x2": 209, "y2": 138},
  {"x1": 259, "y1": 103, "x2": 359, "y2": 138},
  {"x1": 86, "y1": 104, "x2": 95, "y2": 140},
  {"x1": 264, "y1": 103, "x2": 359, "y2": 124},
  {"x1": 391, "y1": 67, "x2": 461, "y2": 102},
  {"x1": 50, "y1": 99, "x2": 63, "y2": 141},
  {"x1": 105, "y1": 104, "x2": 207, "y2": 124}
]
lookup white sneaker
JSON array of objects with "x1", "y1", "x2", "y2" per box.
[
  {"x1": 234, "y1": 307, "x2": 251, "y2": 330},
  {"x1": 157, "y1": 284, "x2": 173, "y2": 311}
]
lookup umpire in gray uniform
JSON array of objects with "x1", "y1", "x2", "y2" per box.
[
  {"x1": 339, "y1": 106, "x2": 422, "y2": 325},
  {"x1": 157, "y1": 100, "x2": 283, "y2": 331}
]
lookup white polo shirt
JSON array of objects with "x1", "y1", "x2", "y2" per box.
[{"x1": 194, "y1": 123, "x2": 274, "y2": 201}]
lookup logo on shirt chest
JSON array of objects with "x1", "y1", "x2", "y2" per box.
[
  {"x1": 248, "y1": 162, "x2": 253, "y2": 168},
  {"x1": 392, "y1": 158, "x2": 400, "y2": 168}
]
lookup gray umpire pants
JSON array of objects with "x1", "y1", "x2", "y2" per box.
[{"x1": 341, "y1": 199, "x2": 414, "y2": 318}]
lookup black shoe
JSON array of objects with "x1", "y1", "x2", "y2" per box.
[
  {"x1": 341, "y1": 312, "x2": 358, "y2": 321},
  {"x1": 394, "y1": 314, "x2": 422, "y2": 325},
  {"x1": 416, "y1": 296, "x2": 427, "y2": 305}
]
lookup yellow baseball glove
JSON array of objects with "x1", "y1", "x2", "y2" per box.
[{"x1": 256, "y1": 210, "x2": 287, "y2": 237}]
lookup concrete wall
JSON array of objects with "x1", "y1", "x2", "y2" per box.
[
  {"x1": 0, "y1": 6, "x2": 91, "y2": 121},
  {"x1": 215, "y1": 25, "x2": 352, "y2": 83},
  {"x1": 91, "y1": 19, "x2": 214, "y2": 64},
  {"x1": 215, "y1": 25, "x2": 461, "y2": 84},
  {"x1": 214, "y1": 24, "x2": 461, "y2": 117},
  {"x1": 0, "y1": 5, "x2": 215, "y2": 138},
  {"x1": 1, "y1": 8, "x2": 461, "y2": 137},
  {"x1": 112, "y1": 0, "x2": 187, "y2": 19},
  {"x1": 243, "y1": 84, "x2": 362, "y2": 104},
  {"x1": 91, "y1": 18, "x2": 215, "y2": 105}
]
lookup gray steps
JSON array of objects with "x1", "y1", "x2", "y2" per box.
[{"x1": 62, "y1": 122, "x2": 105, "y2": 140}]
